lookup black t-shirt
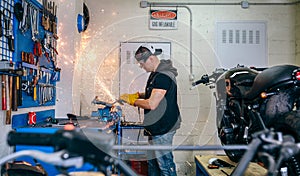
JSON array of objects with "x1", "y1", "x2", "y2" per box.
[{"x1": 143, "y1": 72, "x2": 181, "y2": 136}]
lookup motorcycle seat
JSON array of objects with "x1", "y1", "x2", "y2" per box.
[{"x1": 243, "y1": 65, "x2": 298, "y2": 100}]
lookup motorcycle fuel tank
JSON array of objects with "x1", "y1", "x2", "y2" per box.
[{"x1": 216, "y1": 67, "x2": 258, "y2": 100}]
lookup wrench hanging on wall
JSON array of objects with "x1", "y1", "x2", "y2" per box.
[
  {"x1": 19, "y1": 0, "x2": 29, "y2": 33},
  {"x1": 0, "y1": 10, "x2": 3, "y2": 37},
  {"x1": 4, "y1": 12, "x2": 14, "y2": 51},
  {"x1": 29, "y1": 4, "x2": 39, "y2": 41}
]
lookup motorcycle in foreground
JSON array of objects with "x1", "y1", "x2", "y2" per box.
[
  {"x1": 192, "y1": 64, "x2": 300, "y2": 175},
  {"x1": 2, "y1": 128, "x2": 138, "y2": 176}
]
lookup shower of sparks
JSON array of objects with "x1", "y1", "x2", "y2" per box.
[
  {"x1": 95, "y1": 76, "x2": 115, "y2": 101},
  {"x1": 78, "y1": 27, "x2": 117, "y2": 103}
]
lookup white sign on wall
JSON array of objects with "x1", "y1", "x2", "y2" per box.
[
  {"x1": 149, "y1": 10, "x2": 178, "y2": 30},
  {"x1": 119, "y1": 42, "x2": 171, "y2": 122}
]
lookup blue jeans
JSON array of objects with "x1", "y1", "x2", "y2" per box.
[{"x1": 147, "y1": 131, "x2": 177, "y2": 176}]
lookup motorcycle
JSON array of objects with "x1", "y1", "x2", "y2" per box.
[
  {"x1": 3, "y1": 128, "x2": 138, "y2": 176},
  {"x1": 192, "y1": 64, "x2": 300, "y2": 175}
]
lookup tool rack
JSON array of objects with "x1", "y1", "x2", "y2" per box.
[
  {"x1": 15, "y1": 0, "x2": 60, "y2": 108},
  {"x1": 0, "y1": 0, "x2": 60, "y2": 125}
]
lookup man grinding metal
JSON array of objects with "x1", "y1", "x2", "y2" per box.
[{"x1": 120, "y1": 45, "x2": 181, "y2": 176}]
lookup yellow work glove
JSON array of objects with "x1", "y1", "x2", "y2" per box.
[{"x1": 119, "y1": 92, "x2": 139, "y2": 106}]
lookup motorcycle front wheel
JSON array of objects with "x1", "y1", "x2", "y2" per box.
[
  {"x1": 270, "y1": 110, "x2": 300, "y2": 176},
  {"x1": 271, "y1": 110, "x2": 300, "y2": 142},
  {"x1": 218, "y1": 127, "x2": 246, "y2": 162}
]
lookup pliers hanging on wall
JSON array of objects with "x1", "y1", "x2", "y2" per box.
[{"x1": 0, "y1": 10, "x2": 3, "y2": 37}]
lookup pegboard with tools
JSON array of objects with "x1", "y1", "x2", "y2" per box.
[
  {"x1": 13, "y1": 0, "x2": 60, "y2": 108},
  {"x1": 0, "y1": 0, "x2": 60, "y2": 125}
]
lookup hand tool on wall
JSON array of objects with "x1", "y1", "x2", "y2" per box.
[
  {"x1": 31, "y1": 68, "x2": 39, "y2": 101},
  {"x1": 34, "y1": 41, "x2": 43, "y2": 57},
  {"x1": 21, "y1": 51, "x2": 25, "y2": 62},
  {"x1": 29, "y1": 53, "x2": 34, "y2": 64},
  {"x1": 43, "y1": 33, "x2": 51, "y2": 54},
  {"x1": 17, "y1": 76, "x2": 22, "y2": 106},
  {"x1": 53, "y1": 3, "x2": 58, "y2": 38},
  {"x1": 44, "y1": 0, "x2": 50, "y2": 31},
  {"x1": 2, "y1": 75, "x2": 7, "y2": 110},
  {"x1": 6, "y1": 75, "x2": 10, "y2": 109},
  {"x1": 42, "y1": 0, "x2": 46, "y2": 28},
  {"x1": 0, "y1": 10, "x2": 3, "y2": 37},
  {"x1": 33, "y1": 83, "x2": 37, "y2": 100},
  {"x1": 34, "y1": 41, "x2": 43, "y2": 65},
  {"x1": 14, "y1": 2, "x2": 24, "y2": 22},
  {"x1": 4, "y1": 15, "x2": 14, "y2": 51},
  {"x1": 6, "y1": 108, "x2": 11, "y2": 124},
  {"x1": 12, "y1": 76, "x2": 18, "y2": 111},
  {"x1": 38, "y1": 83, "x2": 42, "y2": 105},
  {"x1": 49, "y1": 1, "x2": 53, "y2": 32},
  {"x1": 22, "y1": 80, "x2": 29, "y2": 94},
  {"x1": 6, "y1": 75, "x2": 13, "y2": 124},
  {"x1": 29, "y1": 5, "x2": 39, "y2": 41},
  {"x1": 33, "y1": 71, "x2": 39, "y2": 101},
  {"x1": 50, "y1": 1, "x2": 57, "y2": 34},
  {"x1": 19, "y1": 1, "x2": 29, "y2": 33}
]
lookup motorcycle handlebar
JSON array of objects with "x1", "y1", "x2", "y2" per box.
[
  {"x1": 7, "y1": 129, "x2": 138, "y2": 176},
  {"x1": 192, "y1": 74, "x2": 209, "y2": 86},
  {"x1": 191, "y1": 68, "x2": 227, "y2": 88},
  {"x1": 7, "y1": 129, "x2": 114, "y2": 163},
  {"x1": 8, "y1": 131, "x2": 53, "y2": 146}
]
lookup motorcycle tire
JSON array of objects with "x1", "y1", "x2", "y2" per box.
[
  {"x1": 218, "y1": 113, "x2": 247, "y2": 162},
  {"x1": 261, "y1": 91, "x2": 294, "y2": 126},
  {"x1": 218, "y1": 127, "x2": 246, "y2": 162},
  {"x1": 223, "y1": 145, "x2": 245, "y2": 163},
  {"x1": 218, "y1": 99, "x2": 253, "y2": 163},
  {"x1": 270, "y1": 110, "x2": 300, "y2": 141}
]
